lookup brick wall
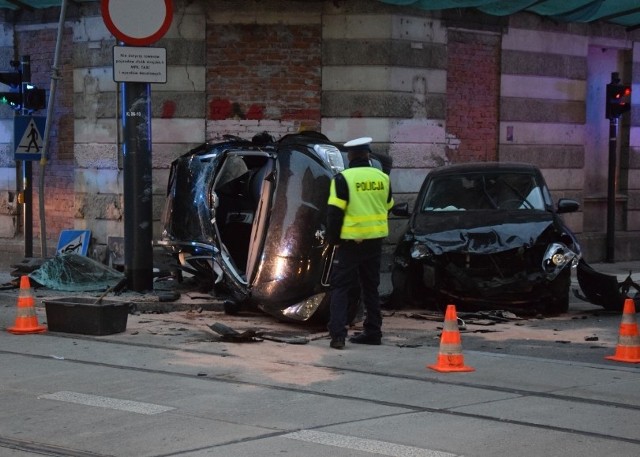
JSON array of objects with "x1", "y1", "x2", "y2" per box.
[
  {"x1": 446, "y1": 30, "x2": 500, "y2": 163},
  {"x1": 18, "y1": 26, "x2": 75, "y2": 251},
  {"x1": 0, "y1": 0, "x2": 638, "y2": 262},
  {"x1": 206, "y1": 23, "x2": 322, "y2": 136}
]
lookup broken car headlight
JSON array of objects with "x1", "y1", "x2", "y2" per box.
[
  {"x1": 314, "y1": 144, "x2": 345, "y2": 174},
  {"x1": 542, "y1": 242, "x2": 579, "y2": 279},
  {"x1": 282, "y1": 293, "x2": 326, "y2": 321},
  {"x1": 410, "y1": 242, "x2": 433, "y2": 260}
]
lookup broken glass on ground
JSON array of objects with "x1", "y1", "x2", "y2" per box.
[{"x1": 29, "y1": 253, "x2": 125, "y2": 292}]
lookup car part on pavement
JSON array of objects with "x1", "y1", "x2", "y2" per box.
[{"x1": 576, "y1": 260, "x2": 640, "y2": 311}]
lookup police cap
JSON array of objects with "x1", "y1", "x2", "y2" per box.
[{"x1": 344, "y1": 137, "x2": 372, "y2": 154}]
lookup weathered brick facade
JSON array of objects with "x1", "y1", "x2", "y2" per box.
[
  {"x1": 18, "y1": 26, "x2": 75, "y2": 249},
  {"x1": 206, "y1": 24, "x2": 321, "y2": 127},
  {"x1": 446, "y1": 30, "x2": 500, "y2": 163},
  {"x1": 0, "y1": 0, "x2": 638, "y2": 261}
]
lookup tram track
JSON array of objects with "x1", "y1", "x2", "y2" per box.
[{"x1": 2, "y1": 339, "x2": 640, "y2": 454}]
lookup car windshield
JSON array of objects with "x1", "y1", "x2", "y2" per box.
[{"x1": 421, "y1": 171, "x2": 546, "y2": 211}]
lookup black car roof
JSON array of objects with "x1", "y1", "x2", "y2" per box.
[{"x1": 427, "y1": 162, "x2": 541, "y2": 177}]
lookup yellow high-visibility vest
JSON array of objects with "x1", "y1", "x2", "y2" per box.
[{"x1": 328, "y1": 167, "x2": 394, "y2": 240}]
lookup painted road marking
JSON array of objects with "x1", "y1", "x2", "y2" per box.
[
  {"x1": 283, "y1": 430, "x2": 458, "y2": 457},
  {"x1": 38, "y1": 391, "x2": 174, "y2": 415}
]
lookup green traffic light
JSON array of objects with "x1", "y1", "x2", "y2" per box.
[{"x1": 0, "y1": 93, "x2": 20, "y2": 108}]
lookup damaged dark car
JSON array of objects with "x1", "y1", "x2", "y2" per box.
[
  {"x1": 157, "y1": 131, "x2": 388, "y2": 323},
  {"x1": 389, "y1": 162, "x2": 582, "y2": 314}
]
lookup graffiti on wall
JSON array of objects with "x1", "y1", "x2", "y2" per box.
[{"x1": 209, "y1": 99, "x2": 265, "y2": 120}]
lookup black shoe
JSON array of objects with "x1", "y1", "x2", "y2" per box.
[
  {"x1": 330, "y1": 337, "x2": 345, "y2": 349},
  {"x1": 349, "y1": 332, "x2": 381, "y2": 345}
]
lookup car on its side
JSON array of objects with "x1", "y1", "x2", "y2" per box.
[
  {"x1": 389, "y1": 162, "x2": 581, "y2": 315},
  {"x1": 157, "y1": 131, "x2": 389, "y2": 324}
]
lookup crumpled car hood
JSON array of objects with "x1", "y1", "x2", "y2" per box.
[{"x1": 411, "y1": 211, "x2": 556, "y2": 254}]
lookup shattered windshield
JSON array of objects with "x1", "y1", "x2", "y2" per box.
[
  {"x1": 29, "y1": 254, "x2": 125, "y2": 292},
  {"x1": 422, "y1": 172, "x2": 545, "y2": 212}
]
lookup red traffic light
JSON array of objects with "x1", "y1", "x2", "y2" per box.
[
  {"x1": 606, "y1": 83, "x2": 632, "y2": 119},
  {"x1": 613, "y1": 86, "x2": 631, "y2": 100}
]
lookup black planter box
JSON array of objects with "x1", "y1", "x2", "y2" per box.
[{"x1": 44, "y1": 297, "x2": 129, "y2": 335}]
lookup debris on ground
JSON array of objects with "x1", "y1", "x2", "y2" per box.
[
  {"x1": 406, "y1": 309, "x2": 522, "y2": 326},
  {"x1": 208, "y1": 322, "x2": 262, "y2": 342},
  {"x1": 207, "y1": 322, "x2": 310, "y2": 344},
  {"x1": 258, "y1": 331, "x2": 310, "y2": 344},
  {"x1": 10, "y1": 257, "x2": 46, "y2": 278}
]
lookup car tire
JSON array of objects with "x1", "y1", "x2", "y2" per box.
[{"x1": 545, "y1": 269, "x2": 571, "y2": 314}]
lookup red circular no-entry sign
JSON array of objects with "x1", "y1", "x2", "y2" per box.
[{"x1": 101, "y1": 0, "x2": 173, "y2": 46}]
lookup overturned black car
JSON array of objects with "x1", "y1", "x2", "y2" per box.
[
  {"x1": 157, "y1": 132, "x2": 388, "y2": 323},
  {"x1": 389, "y1": 162, "x2": 582, "y2": 314}
]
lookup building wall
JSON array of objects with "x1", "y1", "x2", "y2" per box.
[
  {"x1": 321, "y1": 2, "x2": 449, "y2": 246},
  {"x1": 622, "y1": 43, "x2": 640, "y2": 259},
  {"x1": 0, "y1": 20, "x2": 19, "y2": 246},
  {"x1": 446, "y1": 29, "x2": 500, "y2": 163},
  {"x1": 497, "y1": 14, "x2": 640, "y2": 259},
  {"x1": 205, "y1": 0, "x2": 323, "y2": 139},
  {"x1": 72, "y1": 0, "x2": 208, "y2": 252},
  {"x1": 0, "y1": 0, "x2": 638, "y2": 261},
  {"x1": 21, "y1": 24, "x2": 75, "y2": 254},
  {"x1": 498, "y1": 16, "x2": 588, "y2": 236}
]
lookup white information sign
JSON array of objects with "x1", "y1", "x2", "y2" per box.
[{"x1": 113, "y1": 46, "x2": 167, "y2": 83}]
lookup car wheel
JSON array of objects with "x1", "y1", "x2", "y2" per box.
[{"x1": 545, "y1": 269, "x2": 571, "y2": 314}]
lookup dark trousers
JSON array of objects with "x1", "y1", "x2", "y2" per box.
[{"x1": 328, "y1": 238, "x2": 383, "y2": 339}]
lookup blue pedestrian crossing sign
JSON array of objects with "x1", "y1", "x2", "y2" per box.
[
  {"x1": 14, "y1": 115, "x2": 46, "y2": 161},
  {"x1": 57, "y1": 230, "x2": 91, "y2": 256}
]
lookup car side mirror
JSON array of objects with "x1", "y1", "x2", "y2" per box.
[
  {"x1": 391, "y1": 202, "x2": 410, "y2": 217},
  {"x1": 557, "y1": 198, "x2": 580, "y2": 214}
]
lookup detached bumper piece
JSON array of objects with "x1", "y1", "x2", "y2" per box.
[{"x1": 576, "y1": 260, "x2": 640, "y2": 311}]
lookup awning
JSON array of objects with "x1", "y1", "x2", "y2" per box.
[
  {"x1": 4, "y1": 1, "x2": 640, "y2": 30},
  {"x1": 0, "y1": 0, "x2": 92, "y2": 11},
  {"x1": 0, "y1": 0, "x2": 64, "y2": 9},
  {"x1": 378, "y1": 0, "x2": 640, "y2": 30}
]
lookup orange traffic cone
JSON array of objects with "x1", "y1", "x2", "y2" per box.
[
  {"x1": 605, "y1": 297, "x2": 640, "y2": 363},
  {"x1": 7, "y1": 276, "x2": 46, "y2": 334},
  {"x1": 428, "y1": 304, "x2": 474, "y2": 372}
]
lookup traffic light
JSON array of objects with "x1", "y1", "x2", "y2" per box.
[
  {"x1": 0, "y1": 73, "x2": 20, "y2": 87},
  {"x1": 0, "y1": 92, "x2": 22, "y2": 109},
  {"x1": 23, "y1": 85, "x2": 46, "y2": 111},
  {"x1": 606, "y1": 74, "x2": 632, "y2": 120},
  {"x1": 0, "y1": 60, "x2": 47, "y2": 112},
  {"x1": 0, "y1": 65, "x2": 22, "y2": 111}
]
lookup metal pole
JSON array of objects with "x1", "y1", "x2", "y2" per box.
[
  {"x1": 20, "y1": 55, "x2": 32, "y2": 258},
  {"x1": 122, "y1": 81, "x2": 153, "y2": 292},
  {"x1": 606, "y1": 117, "x2": 618, "y2": 263},
  {"x1": 22, "y1": 161, "x2": 32, "y2": 258},
  {"x1": 38, "y1": 0, "x2": 68, "y2": 258}
]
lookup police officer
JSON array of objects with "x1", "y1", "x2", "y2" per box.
[{"x1": 326, "y1": 137, "x2": 394, "y2": 349}]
